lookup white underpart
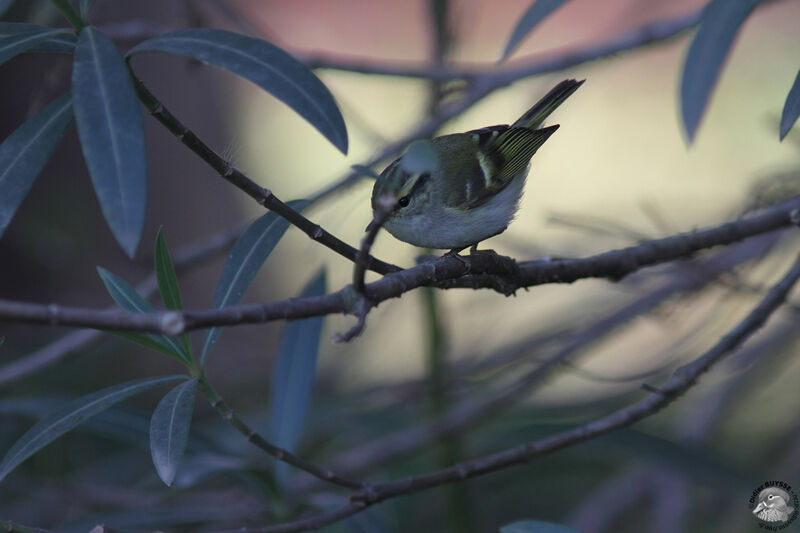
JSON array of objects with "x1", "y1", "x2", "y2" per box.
[{"x1": 384, "y1": 165, "x2": 529, "y2": 249}]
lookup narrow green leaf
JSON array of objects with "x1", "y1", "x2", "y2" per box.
[
  {"x1": 154, "y1": 228, "x2": 183, "y2": 310},
  {"x1": 780, "y1": 69, "x2": 800, "y2": 141},
  {"x1": 154, "y1": 228, "x2": 191, "y2": 355},
  {"x1": 127, "y1": 29, "x2": 348, "y2": 154},
  {"x1": 269, "y1": 269, "x2": 326, "y2": 487},
  {"x1": 108, "y1": 330, "x2": 190, "y2": 361},
  {"x1": 680, "y1": 0, "x2": 760, "y2": 142},
  {"x1": 0, "y1": 22, "x2": 77, "y2": 53},
  {"x1": 0, "y1": 93, "x2": 73, "y2": 238},
  {"x1": 0, "y1": 26, "x2": 72, "y2": 66},
  {"x1": 73, "y1": 26, "x2": 147, "y2": 257},
  {"x1": 500, "y1": 0, "x2": 571, "y2": 61},
  {"x1": 199, "y1": 199, "x2": 310, "y2": 366},
  {"x1": 0, "y1": 375, "x2": 185, "y2": 483},
  {"x1": 79, "y1": 0, "x2": 95, "y2": 20},
  {"x1": 97, "y1": 266, "x2": 190, "y2": 363},
  {"x1": 400, "y1": 139, "x2": 440, "y2": 174},
  {"x1": 500, "y1": 521, "x2": 582, "y2": 533},
  {"x1": 150, "y1": 379, "x2": 197, "y2": 487}
]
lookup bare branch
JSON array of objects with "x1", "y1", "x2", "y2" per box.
[{"x1": 0, "y1": 198, "x2": 797, "y2": 334}]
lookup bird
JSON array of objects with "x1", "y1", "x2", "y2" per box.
[
  {"x1": 368, "y1": 78, "x2": 583, "y2": 254},
  {"x1": 753, "y1": 488, "x2": 795, "y2": 522}
]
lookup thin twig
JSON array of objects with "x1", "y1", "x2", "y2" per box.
[
  {"x1": 197, "y1": 378, "x2": 363, "y2": 491},
  {"x1": 124, "y1": 63, "x2": 400, "y2": 277},
  {"x1": 306, "y1": 6, "x2": 704, "y2": 204},
  {"x1": 0, "y1": 221, "x2": 247, "y2": 387}
]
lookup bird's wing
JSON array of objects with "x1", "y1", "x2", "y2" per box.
[{"x1": 459, "y1": 125, "x2": 559, "y2": 209}]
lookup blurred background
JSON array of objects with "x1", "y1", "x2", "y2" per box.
[{"x1": 1, "y1": 0, "x2": 799, "y2": 531}]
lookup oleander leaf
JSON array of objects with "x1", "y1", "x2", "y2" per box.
[
  {"x1": 0, "y1": 26, "x2": 72, "y2": 65},
  {"x1": 0, "y1": 375, "x2": 185, "y2": 483},
  {"x1": 127, "y1": 29, "x2": 348, "y2": 154},
  {"x1": 0, "y1": 93, "x2": 73, "y2": 238},
  {"x1": 500, "y1": 0, "x2": 571, "y2": 61},
  {"x1": 154, "y1": 228, "x2": 191, "y2": 354},
  {"x1": 199, "y1": 199, "x2": 310, "y2": 366},
  {"x1": 150, "y1": 379, "x2": 197, "y2": 486},
  {"x1": 73, "y1": 26, "x2": 147, "y2": 257},
  {"x1": 268, "y1": 269, "x2": 326, "y2": 487},
  {"x1": 97, "y1": 266, "x2": 190, "y2": 363},
  {"x1": 680, "y1": 0, "x2": 760, "y2": 142},
  {"x1": 780, "y1": 69, "x2": 800, "y2": 141},
  {"x1": 0, "y1": 22, "x2": 76, "y2": 53}
]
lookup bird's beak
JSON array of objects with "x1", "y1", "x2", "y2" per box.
[
  {"x1": 753, "y1": 502, "x2": 766, "y2": 515},
  {"x1": 365, "y1": 220, "x2": 376, "y2": 232}
]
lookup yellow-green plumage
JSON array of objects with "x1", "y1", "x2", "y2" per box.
[{"x1": 371, "y1": 79, "x2": 583, "y2": 251}]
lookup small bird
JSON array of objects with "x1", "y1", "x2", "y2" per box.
[
  {"x1": 369, "y1": 78, "x2": 583, "y2": 253},
  {"x1": 752, "y1": 488, "x2": 795, "y2": 522}
]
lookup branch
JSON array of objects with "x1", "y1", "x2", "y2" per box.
[
  {"x1": 307, "y1": 6, "x2": 704, "y2": 203},
  {"x1": 196, "y1": 378, "x2": 362, "y2": 490},
  {"x1": 0, "y1": 222, "x2": 246, "y2": 387},
  {"x1": 0, "y1": 198, "x2": 797, "y2": 334},
  {"x1": 124, "y1": 65, "x2": 400, "y2": 277},
  {"x1": 298, "y1": 7, "x2": 702, "y2": 81}
]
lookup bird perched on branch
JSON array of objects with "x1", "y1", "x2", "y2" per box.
[{"x1": 369, "y1": 78, "x2": 583, "y2": 254}]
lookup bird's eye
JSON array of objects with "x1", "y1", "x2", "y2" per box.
[{"x1": 398, "y1": 196, "x2": 410, "y2": 208}]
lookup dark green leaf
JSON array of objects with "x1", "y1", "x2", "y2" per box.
[
  {"x1": 127, "y1": 29, "x2": 348, "y2": 154},
  {"x1": 269, "y1": 269, "x2": 326, "y2": 486},
  {"x1": 73, "y1": 26, "x2": 147, "y2": 257},
  {"x1": 400, "y1": 139, "x2": 440, "y2": 174},
  {"x1": 500, "y1": 521, "x2": 582, "y2": 533},
  {"x1": 79, "y1": 0, "x2": 95, "y2": 20},
  {"x1": 150, "y1": 379, "x2": 197, "y2": 487},
  {"x1": 199, "y1": 199, "x2": 310, "y2": 366},
  {"x1": 0, "y1": 93, "x2": 73, "y2": 238},
  {"x1": 154, "y1": 228, "x2": 191, "y2": 354},
  {"x1": 97, "y1": 266, "x2": 190, "y2": 363},
  {"x1": 0, "y1": 23, "x2": 77, "y2": 53},
  {"x1": 0, "y1": 375, "x2": 185, "y2": 483},
  {"x1": 680, "y1": 0, "x2": 760, "y2": 142},
  {"x1": 501, "y1": 0, "x2": 570, "y2": 61},
  {"x1": 780, "y1": 69, "x2": 800, "y2": 141},
  {"x1": 0, "y1": 26, "x2": 72, "y2": 66}
]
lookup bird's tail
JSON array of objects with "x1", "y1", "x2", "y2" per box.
[{"x1": 512, "y1": 79, "x2": 584, "y2": 130}]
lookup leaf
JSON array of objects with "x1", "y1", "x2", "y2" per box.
[
  {"x1": 126, "y1": 29, "x2": 348, "y2": 154},
  {"x1": 0, "y1": 375, "x2": 185, "y2": 483},
  {"x1": 97, "y1": 266, "x2": 190, "y2": 363},
  {"x1": 150, "y1": 379, "x2": 197, "y2": 487},
  {"x1": 500, "y1": 0, "x2": 570, "y2": 61},
  {"x1": 154, "y1": 228, "x2": 191, "y2": 354},
  {"x1": 79, "y1": 0, "x2": 95, "y2": 20},
  {"x1": 0, "y1": 26, "x2": 72, "y2": 66},
  {"x1": 680, "y1": 0, "x2": 760, "y2": 142},
  {"x1": 199, "y1": 199, "x2": 310, "y2": 366},
  {"x1": 500, "y1": 521, "x2": 582, "y2": 533},
  {"x1": 400, "y1": 139, "x2": 440, "y2": 174},
  {"x1": 0, "y1": 22, "x2": 77, "y2": 53},
  {"x1": 73, "y1": 26, "x2": 147, "y2": 258},
  {"x1": 0, "y1": 93, "x2": 73, "y2": 238},
  {"x1": 268, "y1": 269, "x2": 326, "y2": 487},
  {"x1": 780, "y1": 69, "x2": 800, "y2": 141}
]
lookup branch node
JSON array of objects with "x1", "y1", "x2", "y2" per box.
[
  {"x1": 160, "y1": 311, "x2": 185, "y2": 336},
  {"x1": 47, "y1": 303, "x2": 59, "y2": 324}
]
